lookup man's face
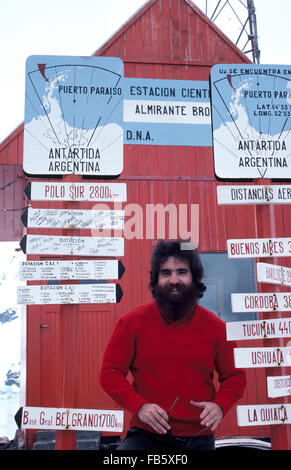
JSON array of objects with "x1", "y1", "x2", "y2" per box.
[{"x1": 157, "y1": 256, "x2": 193, "y2": 302}]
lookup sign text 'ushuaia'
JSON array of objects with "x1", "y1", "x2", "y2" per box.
[
  {"x1": 227, "y1": 237, "x2": 291, "y2": 258},
  {"x1": 234, "y1": 347, "x2": 291, "y2": 368},
  {"x1": 231, "y1": 292, "x2": 291, "y2": 313},
  {"x1": 21, "y1": 406, "x2": 124, "y2": 432},
  {"x1": 237, "y1": 404, "x2": 291, "y2": 427}
]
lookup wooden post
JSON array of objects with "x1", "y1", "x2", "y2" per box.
[{"x1": 255, "y1": 178, "x2": 291, "y2": 450}]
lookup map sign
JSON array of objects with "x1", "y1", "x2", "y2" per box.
[
  {"x1": 23, "y1": 55, "x2": 124, "y2": 177},
  {"x1": 211, "y1": 64, "x2": 291, "y2": 179}
]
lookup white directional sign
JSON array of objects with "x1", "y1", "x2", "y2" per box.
[
  {"x1": 234, "y1": 347, "x2": 291, "y2": 368},
  {"x1": 257, "y1": 262, "x2": 291, "y2": 287},
  {"x1": 227, "y1": 237, "x2": 291, "y2": 258},
  {"x1": 267, "y1": 375, "x2": 291, "y2": 398},
  {"x1": 217, "y1": 185, "x2": 291, "y2": 205},
  {"x1": 227, "y1": 317, "x2": 291, "y2": 341},
  {"x1": 237, "y1": 404, "x2": 291, "y2": 427},
  {"x1": 20, "y1": 235, "x2": 124, "y2": 257},
  {"x1": 17, "y1": 283, "x2": 123, "y2": 305},
  {"x1": 19, "y1": 259, "x2": 125, "y2": 281},
  {"x1": 24, "y1": 182, "x2": 127, "y2": 202},
  {"x1": 21, "y1": 406, "x2": 124, "y2": 432},
  {"x1": 231, "y1": 292, "x2": 291, "y2": 313},
  {"x1": 21, "y1": 207, "x2": 124, "y2": 230}
]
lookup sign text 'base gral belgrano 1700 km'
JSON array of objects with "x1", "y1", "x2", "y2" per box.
[
  {"x1": 237, "y1": 404, "x2": 291, "y2": 426},
  {"x1": 210, "y1": 64, "x2": 291, "y2": 180},
  {"x1": 231, "y1": 292, "x2": 291, "y2": 313},
  {"x1": 20, "y1": 406, "x2": 124, "y2": 432},
  {"x1": 23, "y1": 56, "x2": 124, "y2": 177},
  {"x1": 21, "y1": 207, "x2": 124, "y2": 230},
  {"x1": 20, "y1": 235, "x2": 124, "y2": 257},
  {"x1": 227, "y1": 237, "x2": 291, "y2": 258},
  {"x1": 17, "y1": 283, "x2": 123, "y2": 305},
  {"x1": 19, "y1": 259, "x2": 125, "y2": 281}
]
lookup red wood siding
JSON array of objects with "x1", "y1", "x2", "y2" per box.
[{"x1": 1, "y1": 0, "x2": 290, "y2": 446}]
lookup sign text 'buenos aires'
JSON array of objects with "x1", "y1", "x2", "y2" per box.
[
  {"x1": 21, "y1": 406, "x2": 123, "y2": 432},
  {"x1": 231, "y1": 292, "x2": 291, "y2": 313},
  {"x1": 227, "y1": 237, "x2": 291, "y2": 258},
  {"x1": 267, "y1": 375, "x2": 291, "y2": 398},
  {"x1": 237, "y1": 404, "x2": 291, "y2": 427}
]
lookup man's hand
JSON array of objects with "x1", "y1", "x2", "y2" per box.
[
  {"x1": 190, "y1": 401, "x2": 224, "y2": 431},
  {"x1": 137, "y1": 403, "x2": 171, "y2": 434}
]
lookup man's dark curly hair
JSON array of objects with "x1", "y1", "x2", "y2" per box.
[{"x1": 149, "y1": 239, "x2": 207, "y2": 299}]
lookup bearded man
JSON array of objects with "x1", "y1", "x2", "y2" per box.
[{"x1": 100, "y1": 240, "x2": 246, "y2": 451}]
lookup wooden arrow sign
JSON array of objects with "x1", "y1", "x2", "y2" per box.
[
  {"x1": 17, "y1": 283, "x2": 123, "y2": 305},
  {"x1": 20, "y1": 235, "x2": 124, "y2": 257}
]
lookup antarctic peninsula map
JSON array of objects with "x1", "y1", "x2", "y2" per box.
[
  {"x1": 23, "y1": 56, "x2": 124, "y2": 177},
  {"x1": 210, "y1": 64, "x2": 291, "y2": 179}
]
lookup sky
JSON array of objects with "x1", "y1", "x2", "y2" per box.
[{"x1": 0, "y1": 0, "x2": 291, "y2": 144}]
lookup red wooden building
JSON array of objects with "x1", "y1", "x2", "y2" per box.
[{"x1": 0, "y1": 0, "x2": 290, "y2": 449}]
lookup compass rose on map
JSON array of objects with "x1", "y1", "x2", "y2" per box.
[
  {"x1": 23, "y1": 55, "x2": 124, "y2": 177},
  {"x1": 210, "y1": 64, "x2": 291, "y2": 180}
]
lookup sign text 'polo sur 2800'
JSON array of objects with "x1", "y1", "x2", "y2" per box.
[{"x1": 24, "y1": 181, "x2": 127, "y2": 202}]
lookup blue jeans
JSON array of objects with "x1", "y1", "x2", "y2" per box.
[{"x1": 117, "y1": 426, "x2": 215, "y2": 451}]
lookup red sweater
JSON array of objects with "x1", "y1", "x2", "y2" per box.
[{"x1": 100, "y1": 302, "x2": 246, "y2": 436}]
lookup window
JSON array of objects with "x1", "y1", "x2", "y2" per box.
[{"x1": 199, "y1": 252, "x2": 257, "y2": 322}]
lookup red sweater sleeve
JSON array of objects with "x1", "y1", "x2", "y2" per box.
[
  {"x1": 100, "y1": 317, "x2": 147, "y2": 415},
  {"x1": 212, "y1": 330, "x2": 246, "y2": 415}
]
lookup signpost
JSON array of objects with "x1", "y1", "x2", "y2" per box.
[
  {"x1": 211, "y1": 63, "x2": 291, "y2": 450},
  {"x1": 24, "y1": 181, "x2": 127, "y2": 202},
  {"x1": 19, "y1": 259, "x2": 125, "y2": 281},
  {"x1": 257, "y1": 262, "x2": 291, "y2": 287},
  {"x1": 17, "y1": 283, "x2": 123, "y2": 305},
  {"x1": 21, "y1": 406, "x2": 124, "y2": 432},
  {"x1": 217, "y1": 185, "x2": 291, "y2": 205},
  {"x1": 227, "y1": 237, "x2": 291, "y2": 258},
  {"x1": 21, "y1": 207, "x2": 124, "y2": 230},
  {"x1": 237, "y1": 404, "x2": 291, "y2": 427},
  {"x1": 231, "y1": 292, "x2": 291, "y2": 313},
  {"x1": 227, "y1": 317, "x2": 291, "y2": 341},
  {"x1": 20, "y1": 234, "x2": 124, "y2": 257},
  {"x1": 267, "y1": 376, "x2": 291, "y2": 398},
  {"x1": 234, "y1": 347, "x2": 291, "y2": 368}
]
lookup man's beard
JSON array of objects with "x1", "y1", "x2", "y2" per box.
[{"x1": 153, "y1": 282, "x2": 198, "y2": 323}]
